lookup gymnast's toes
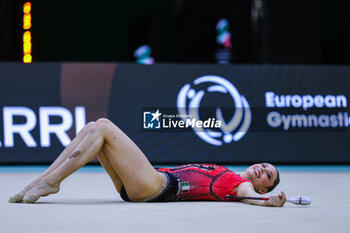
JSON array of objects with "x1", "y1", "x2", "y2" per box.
[
  {"x1": 8, "y1": 190, "x2": 27, "y2": 203},
  {"x1": 23, "y1": 192, "x2": 40, "y2": 203}
]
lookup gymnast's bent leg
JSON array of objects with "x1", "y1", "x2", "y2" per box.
[
  {"x1": 97, "y1": 149, "x2": 124, "y2": 193},
  {"x1": 10, "y1": 123, "x2": 126, "y2": 202},
  {"x1": 9, "y1": 122, "x2": 100, "y2": 203},
  {"x1": 10, "y1": 118, "x2": 163, "y2": 203}
]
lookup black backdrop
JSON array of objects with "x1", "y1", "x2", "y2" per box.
[
  {"x1": 2, "y1": 0, "x2": 350, "y2": 64},
  {"x1": 0, "y1": 63, "x2": 349, "y2": 164}
]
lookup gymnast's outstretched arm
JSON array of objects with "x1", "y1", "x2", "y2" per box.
[{"x1": 235, "y1": 182, "x2": 286, "y2": 207}]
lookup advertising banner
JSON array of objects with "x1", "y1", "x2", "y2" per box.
[{"x1": 0, "y1": 63, "x2": 349, "y2": 164}]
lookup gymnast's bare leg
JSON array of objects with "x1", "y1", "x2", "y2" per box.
[
  {"x1": 9, "y1": 118, "x2": 164, "y2": 203},
  {"x1": 9, "y1": 122, "x2": 98, "y2": 202}
]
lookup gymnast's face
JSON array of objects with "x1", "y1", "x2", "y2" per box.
[{"x1": 244, "y1": 163, "x2": 278, "y2": 194}]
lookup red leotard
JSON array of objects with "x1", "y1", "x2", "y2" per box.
[{"x1": 156, "y1": 164, "x2": 251, "y2": 201}]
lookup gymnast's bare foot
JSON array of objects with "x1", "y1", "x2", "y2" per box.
[
  {"x1": 8, "y1": 189, "x2": 28, "y2": 203},
  {"x1": 9, "y1": 177, "x2": 45, "y2": 203},
  {"x1": 22, "y1": 179, "x2": 60, "y2": 203}
]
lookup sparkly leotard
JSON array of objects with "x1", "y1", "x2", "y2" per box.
[{"x1": 120, "y1": 164, "x2": 251, "y2": 202}]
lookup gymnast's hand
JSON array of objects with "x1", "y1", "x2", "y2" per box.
[{"x1": 266, "y1": 191, "x2": 286, "y2": 207}]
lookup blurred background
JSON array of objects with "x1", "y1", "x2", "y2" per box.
[
  {"x1": 1, "y1": 0, "x2": 350, "y2": 165},
  {"x1": 1, "y1": 0, "x2": 350, "y2": 64}
]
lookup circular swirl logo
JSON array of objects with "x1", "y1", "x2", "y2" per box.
[{"x1": 177, "y1": 75, "x2": 251, "y2": 146}]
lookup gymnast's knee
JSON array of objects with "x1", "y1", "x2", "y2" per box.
[
  {"x1": 77, "y1": 121, "x2": 95, "y2": 134},
  {"x1": 81, "y1": 120, "x2": 102, "y2": 135},
  {"x1": 85, "y1": 121, "x2": 96, "y2": 129},
  {"x1": 84, "y1": 118, "x2": 120, "y2": 142},
  {"x1": 95, "y1": 118, "x2": 114, "y2": 128},
  {"x1": 94, "y1": 118, "x2": 117, "y2": 134}
]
